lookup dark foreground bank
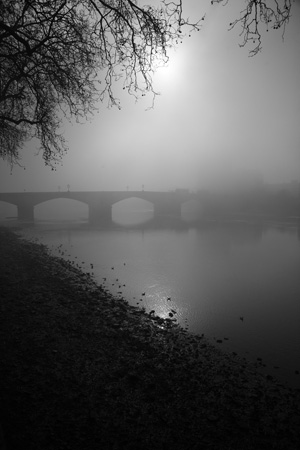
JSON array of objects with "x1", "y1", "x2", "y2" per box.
[{"x1": 0, "y1": 227, "x2": 299, "y2": 450}]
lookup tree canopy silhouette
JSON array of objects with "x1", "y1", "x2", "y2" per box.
[{"x1": 0, "y1": 0, "x2": 295, "y2": 166}]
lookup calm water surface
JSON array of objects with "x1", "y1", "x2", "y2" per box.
[{"x1": 19, "y1": 214, "x2": 300, "y2": 388}]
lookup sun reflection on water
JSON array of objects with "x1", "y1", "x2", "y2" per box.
[{"x1": 139, "y1": 284, "x2": 187, "y2": 327}]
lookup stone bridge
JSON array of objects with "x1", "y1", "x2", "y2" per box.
[{"x1": 0, "y1": 190, "x2": 195, "y2": 223}]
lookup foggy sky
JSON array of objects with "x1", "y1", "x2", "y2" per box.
[{"x1": 1, "y1": 0, "x2": 300, "y2": 193}]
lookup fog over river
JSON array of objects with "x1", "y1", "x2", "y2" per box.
[{"x1": 8, "y1": 200, "x2": 298, "y2": 390}]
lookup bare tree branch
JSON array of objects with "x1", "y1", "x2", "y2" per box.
[
  {"x1": 0, "y1": 0, "x2": 202, "y2": 166},
  {"x1": 212, "y1": 0, "x2": 293, "y2": 56},
  {"x1": 0, "y1": 0, "x2": 295, "y2": 167}
]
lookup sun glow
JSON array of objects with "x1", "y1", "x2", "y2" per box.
[{"x1": 153, "y1": 47, "x2": 186, "y2": 92}]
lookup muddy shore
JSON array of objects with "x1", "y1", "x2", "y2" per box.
[{"x1": 0, "y1": 226, "x2": 299, "y2": 450}]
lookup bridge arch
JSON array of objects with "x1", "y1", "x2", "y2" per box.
[
  {"x1": 112, "y1": 197, "x2": 154, "y2": 226},
  {"x1": 0, "y1": 200, "x2": 18, "y2": 220},
  {"x1": 35, "y1": 198, "x2": 88, "y2": 222}
]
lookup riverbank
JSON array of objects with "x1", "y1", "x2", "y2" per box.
[{"x1": 0, "y1": 226, "x2": 299, "y2": 450}]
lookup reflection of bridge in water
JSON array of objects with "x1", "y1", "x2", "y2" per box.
[{"x1": 0, "y1": 190, "x2": 199, "y2": 224}]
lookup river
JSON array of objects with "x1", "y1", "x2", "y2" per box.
[{"x1": 7, "y1": 206, "x2": 300, "y2": 389}]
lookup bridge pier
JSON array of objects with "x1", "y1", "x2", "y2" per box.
[
  {"x1": 17, "y1": 204, "x2": 34, "y2": 222},
  {"x1": 153, "y1": 199, "x2": 182, "y2": 218},
  {"x1": 88, "y1": 203, "x2": 112, "y2": 224}
]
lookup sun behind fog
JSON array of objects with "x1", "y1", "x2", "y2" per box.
[{"x1": 153, "y1": 47, "x2": 186, "y2": 91}]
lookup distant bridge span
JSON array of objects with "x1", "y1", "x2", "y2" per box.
[{"x1": 0, "y1": 190, "x2": 196, "y2": 223}]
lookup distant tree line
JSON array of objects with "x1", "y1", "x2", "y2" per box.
[{"x1": 195, "y1": 183, "x2": 300, "y2": 220}]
